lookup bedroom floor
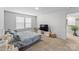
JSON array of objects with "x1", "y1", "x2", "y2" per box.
[{"x1": 25, "y1": 35, "x2": 79, "y2": 51}]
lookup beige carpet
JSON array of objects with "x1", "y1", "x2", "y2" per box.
[{"x1": 25, "y1": 35, "x2": 79, "y2": 51}]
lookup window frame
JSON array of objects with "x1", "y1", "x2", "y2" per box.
[
  {"x1": 16, "y1": 16, "x2": 32, "y2": 29},
  {"x1": 25, "y1": 17, "x2": 32, "y2": 29},
  {"x1": 16, "y1": 16, "x2": 25, "y2": 29}
]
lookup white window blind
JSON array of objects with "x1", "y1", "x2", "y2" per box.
[
  {"x1": 25, "y1": 17, "x2": 32, "y2": 28},
  {"x1": 16, "y1": 17, "x2": 24, "y2": 29}
]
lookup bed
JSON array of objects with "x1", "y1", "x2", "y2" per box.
[{"x1": 11, "y1": 31, "x2": 41, "y2": 49}]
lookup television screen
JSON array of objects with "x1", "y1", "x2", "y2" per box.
[{"x1": 40, "y1": 24, "x2": 49, "y2": 31}]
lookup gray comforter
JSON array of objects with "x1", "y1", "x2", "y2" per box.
[{"x1": 11, "y1": 31, "x2": 41, "y2": 49}]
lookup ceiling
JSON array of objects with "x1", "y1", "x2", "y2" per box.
[{"x1": 4, "y1": 7, "x2": 70, "y2": 15}]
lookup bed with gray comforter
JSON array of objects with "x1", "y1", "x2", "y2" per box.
[{"x1": 9, "y1": 31, "x2": 41, "y2": 49}]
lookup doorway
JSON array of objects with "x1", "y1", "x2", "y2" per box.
[{"x1": 66, "y1": 13, "x2": 79, "y2": 39}]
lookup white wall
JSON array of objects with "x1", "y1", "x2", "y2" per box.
[
  {"x1": 4, "y1": 11, "x2": 16, "y2": 31},
  {"x1": 0, "y1": 8, "x2": 4, "y2": 36},
  {"x1": 37, "y1": 11, "x2": 67, "y2": 39},
  {"x1": 68, "y1": 8, "x2": 79, "y2": 14}
]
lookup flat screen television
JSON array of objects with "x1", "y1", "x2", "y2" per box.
[{"x1": 39, "y1": 24, "x2": 49, "y2": 31}]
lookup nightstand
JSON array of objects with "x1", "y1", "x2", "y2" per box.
[{"x1": 44, "y1": 32, "x2": 57, "y2": 38}]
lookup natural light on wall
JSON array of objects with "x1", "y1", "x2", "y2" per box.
[{"x1": 35, "y1": 7, "x2": 39, "y2": 10}]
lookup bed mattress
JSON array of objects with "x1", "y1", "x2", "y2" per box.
[{"x1": 16, "y1": 31, "x2": 41, "y2": 48}]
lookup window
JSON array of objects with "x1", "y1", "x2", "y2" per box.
[
  {"x1": 16, "y1": 17, "x2": 24, "y2": 29},
  {"x1": 16, "y1": 16, "x2": 32, "y2": 29},
  {"x1": 25, "y1": 18, "x2": 32, "y2": 28}
]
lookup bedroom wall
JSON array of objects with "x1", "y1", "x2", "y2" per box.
[
  {"x1": 37, "y1": 11, "x2": 67, "y2": 39},
  {"x1": 4, "y1": 11, "x2": 16, "y2": 31},
  {"x1": 68, "y1": 8, "x2": 79, "y2": 14},
  {"x1": 0, "y1": 8, "x2": 4, "y2": 36}
]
